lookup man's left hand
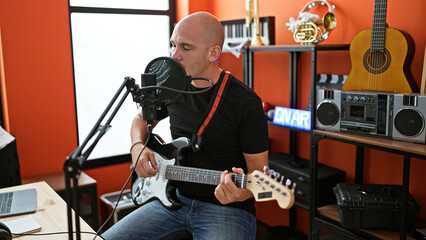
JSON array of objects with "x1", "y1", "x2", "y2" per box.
[{"x1": 214, "y1": 167, "x2": 254, "y2": 205}]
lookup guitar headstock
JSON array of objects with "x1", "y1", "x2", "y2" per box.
[{"x1": 247, "y1": 168, "x2": 295, "y2": 209}]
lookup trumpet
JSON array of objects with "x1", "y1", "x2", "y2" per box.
[{"x1": 246, "y1": 0, "x2": 263, "y2": 46}]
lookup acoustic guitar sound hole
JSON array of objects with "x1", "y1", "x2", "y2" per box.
[{"x1": 363, "y1": 48, "x2": 391, "y2": 74}]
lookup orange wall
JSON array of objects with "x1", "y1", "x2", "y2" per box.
[{"x1": 1, "y1": 0, "x2": 426, "y2": 236}]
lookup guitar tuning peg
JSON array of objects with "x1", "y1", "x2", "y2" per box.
[
  {"x1": 268, "y1": 169, "x2": 276, "y2": 176},
  {"x1": 263, "y1": 166, "x2": 269, "y2": 174},
  {"x1": 280, "y1": 176, "x2": 284, "y2": 185},
  {"x1": 274, "y1": 172, "x2": 281, "y2": 180},
  {"x1": 286, "y1": 179, "x2": 292, "y2": 188},
  {"x1": 292, "y1": 182, "x2": 297, "y2": 193}
]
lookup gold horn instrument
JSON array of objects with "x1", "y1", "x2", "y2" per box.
[
  {"x1": 288, "y1": 0, "x2": 336, "y2": 44},
  {"x1": 246, "y1": 0, "x2": 263, "y2": 46}
]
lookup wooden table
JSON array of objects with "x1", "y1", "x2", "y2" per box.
[
  {"x1": 22, "y1": 172, "x2": 99, "y2": 229},
  {"x1": 0, "y1": 181, "x2": 98, "y2": 239}
]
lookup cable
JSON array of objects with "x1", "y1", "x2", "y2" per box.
[
  {"x1": 93, "y1": 133, "x2": 152, "y2": 240},
  {"x1": 140, "y1": 77, "x2": 214, "y2": 95},
  {"x1": 13, "y1": 231, "x2": 105, "y2": 239}
]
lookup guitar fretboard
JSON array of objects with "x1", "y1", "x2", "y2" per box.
[
  {"x1": 371, "y1": 0, "x2": 387, "y2": 50},
  {"x1": 164, "y1": 165, "x2": 247, "y2": 189}
]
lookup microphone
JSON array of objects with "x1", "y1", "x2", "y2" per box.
[
  {"x1": 144, "y1": 56, "x2": 189, "y2": 105},
  {"x1": 140, "y1": 73, "x2": 158, "y2": 125},
  {"x1": 133, "y1": 57, "x2": 214, "y2": 125},
  {"x1": 139, "y1": 57, "x2": 189, "y2": 125}
]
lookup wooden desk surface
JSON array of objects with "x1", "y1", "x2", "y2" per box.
[{"x1": 0, "y1": 181, "x2": 98, "y2": 240}]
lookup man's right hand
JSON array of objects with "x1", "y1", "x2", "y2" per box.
[{"x1": 131, "y1": 144, "x2": 159, "y2": 178}]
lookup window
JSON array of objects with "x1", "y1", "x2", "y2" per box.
[{"x1": 69, "y1": 1, "x2": 175, "y2": 168}]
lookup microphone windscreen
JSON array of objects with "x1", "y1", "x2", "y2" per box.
[{"x1": 144, "y1": 57, "x2": 188, "y2": 104}]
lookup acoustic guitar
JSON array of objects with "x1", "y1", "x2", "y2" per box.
[
  {"x1": 343, "y1": 0, "x2": 416, "y2": 93},
  {"x1": 131, "y1": 134, "x2": 295, "y2": 210}
]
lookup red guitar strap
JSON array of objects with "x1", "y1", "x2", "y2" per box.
[{"x1": 192, "y1": 71, "x2": 231, "y2": 151}]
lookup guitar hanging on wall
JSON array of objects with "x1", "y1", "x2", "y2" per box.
[{"x1": 342, "y1": 0, "x2": 417, "y2": 93}]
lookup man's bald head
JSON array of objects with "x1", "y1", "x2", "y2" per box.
[
  {"x1": 170, "y1": 12, "x2": 224, "y2": 82},
  {"x1": 176, "y1": 12, "x2": 224, "y2": 51}
]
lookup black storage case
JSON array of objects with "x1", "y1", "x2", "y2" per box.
[
  {"x1": 333, "y1": 183, "x2": 420, "y2": 231},
  {"x1": 268, "y1": 153, "x2": 346, "y2": 206}
]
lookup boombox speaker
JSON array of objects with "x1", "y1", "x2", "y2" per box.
[
  {"x1": 316, "y1": 89, "x2": 341, "y2": 131},
  {"x1": 392, "y1": 94, "x2": 426, "y2": 143}
]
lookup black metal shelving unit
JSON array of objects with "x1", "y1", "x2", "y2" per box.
[
  {"x1": 242, "y1": 44, "x2": 350, "y2": 231},
  {"x1": 243, "y1": 43, "x2": 425, "y2": 239}
]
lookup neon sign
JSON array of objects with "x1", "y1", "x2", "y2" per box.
[{"x1": 272, "y1": 106, "x2": 311, "y2": 131}]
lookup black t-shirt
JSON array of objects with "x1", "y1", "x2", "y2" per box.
[{"x1": 160, "y1": 71, "x2": 269, "y2": 215}]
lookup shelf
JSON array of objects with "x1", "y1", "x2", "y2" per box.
[
  {"x1": 318, "y1": 205, "x2": 415, "y2": 240},
  {"x1": 313, "y1": 130, "x2": 426, "y2": 158},
  {"x1": 247, "y1": 44, "x2": 350, "y2": 52}
]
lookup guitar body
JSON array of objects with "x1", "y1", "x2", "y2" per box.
[
  {"x1": 343, "y1": 27, "x2": 413, "y2": 93},
  {"x1": 131, "y1": 152, "x2": 181, "y2": 209},
  {"x1": 131, "y1": 136, "x2": 191, "y2": 209}
]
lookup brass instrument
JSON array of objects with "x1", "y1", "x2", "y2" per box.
[
  {"x1": 287, "y1": 0, "x2": 336, "y2": 44},
  {"x1": 294, "y1": 21, "x2": 323, "y2": 44},
  {"x1": 246, "y1": 0, "x2": 263, "y2": 46}
]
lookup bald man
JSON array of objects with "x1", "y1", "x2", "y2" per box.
[{"x1": 102, "y1": 12, "x2": 269, "y2": 240}]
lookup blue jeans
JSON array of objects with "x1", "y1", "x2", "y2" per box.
[{"x1": 101, "y1": 193, "x2": 256, "y2": 240}]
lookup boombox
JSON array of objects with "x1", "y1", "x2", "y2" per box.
[{"x1": 316, "y1": 89, "x2": 426, "y2": 143}]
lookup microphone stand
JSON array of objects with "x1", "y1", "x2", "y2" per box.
[
  {"x1": 63, "y1": 77, "x2": 141, "y2": 240},
  {"x1": 62, "y1": 60, "x2": 196, "y2": 239}
]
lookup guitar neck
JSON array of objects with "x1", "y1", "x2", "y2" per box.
[
  {"x1": 165, "y1": 165, "x2": 247, "y2": 189},
  {"x1": 371, "y1": 0, "x2": 387, "y2": 50}
]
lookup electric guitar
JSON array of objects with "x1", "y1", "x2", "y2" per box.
[
  {"x1": 342, "y1": 0, "x2": 416, "y2": 93},
  {"x1": 130, "y1": 134, "x2": 295, "y2": 210}
]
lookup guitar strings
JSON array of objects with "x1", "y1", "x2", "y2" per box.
[
  {"x1": 378, "y1": 0, "x2": 386, "y2": 91},
  {"x1": 369, "y1": 0, "x2": 387, "y2": 91},
  {"x1": 165, "y1": 165, "x2": 247, "y2": 188}
]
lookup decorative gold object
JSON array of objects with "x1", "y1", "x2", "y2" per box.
[{"x1": 286, "y1": 0, "x2": 336, "y2": 44}]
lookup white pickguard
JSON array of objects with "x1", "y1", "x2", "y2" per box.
[{"x1": 134, "y1": 152, "x2": 176, "y2": 207}]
